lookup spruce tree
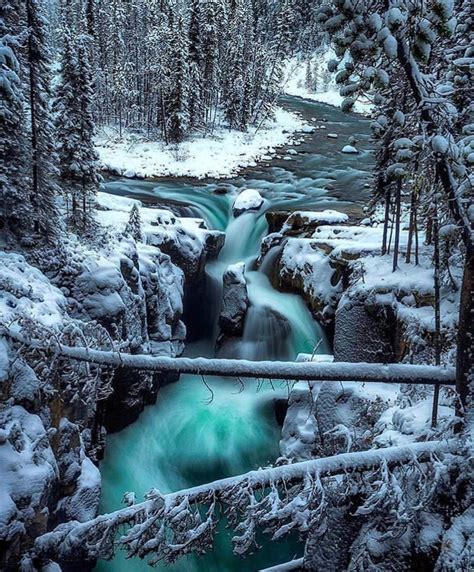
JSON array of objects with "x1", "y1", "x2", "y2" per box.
[
  {"x1": 0, "y1": 7, "x2": 31, "y2": 236},
  {"x1": 26, "y1": 0, "x2": 60, "y2": 237},
  {"x1": 55, "y1": 32, "x2": 100, "y2": 230},
  {"x1": 188, "y1": 0, "x2": 204, "y2": 129},
  {"x1": 124, "y1": 203, "x2": 142, "y2": 242},
  {"x1": 167, "y1": 16, "x2": 189, "y2": 144}
]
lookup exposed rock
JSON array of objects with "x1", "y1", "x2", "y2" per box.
[
  {"x1": 333, "y1": 294, "x2": 396, "y2": 363},
  {"x1": 232, "y1": 189, "x2": 264, "y2": 217},
  {"x1": 280, "y1": 210, "x2": 349, "y2": 236},
  {"x1": 0, "y1": 217, "x2": 199, "y2": 568},
  {"x1": 265, "y1": 211, "x2": 291, "y2": 234},
  {"x1": 218, "y1": 262, "x2": 249, "y2": 337}
]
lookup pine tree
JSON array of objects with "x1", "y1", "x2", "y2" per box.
[
  {"x1": 167, "y1": 16, "x2": 189, "y2": 144},
  {"x1": 26, "y1": 0, "x2": 60, "y2": 237},
  {"x1": 55, "y1": 32, "x2": 100, "y2": 230},
  {"x1": 188, "y1": 0, "x2": 204, "y2": 129},
  {"x1": 312, "y1": 61, "x2": 322, "y2": 92},
  {"x1": 0, "y1": 5, "x2": 31, "y2": 237},
  {"x1": 199, "y1": 0, "x2": 221, "y2": 124},
  {"x1": 124, "y1": 203, "x2": 142, "y2": 242},
  {"x1": 305, "y1": 59, "x2": 313, "y2": 92}
]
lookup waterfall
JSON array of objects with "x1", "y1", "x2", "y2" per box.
[
  {"x1": 97, "y1": 203, "x2": 327, "y2": 572},
  {"x1": 97, "y1": 96, "x2": 372, "y2": 572}
]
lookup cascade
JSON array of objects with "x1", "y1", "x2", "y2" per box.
[{"x1": 97, "y1": 97, "x2": 372, "y2": 571}]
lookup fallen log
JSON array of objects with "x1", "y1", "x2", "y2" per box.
[
  {"x1": 6, "y1": 332, "x2": 456, "y2": 385},
  {"x1": 34, "y1": 439, "x2": 458, "y2": 561}
]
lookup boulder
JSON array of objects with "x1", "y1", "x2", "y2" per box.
[
  {"x1": 232, "y1": 189, "x2": 264, "y2": 217},
  {"x1": 341, "y1": 145, "x2": 359, "y2": 154},
  {"x1": 218, "y1": 262, "x2": 249, "y2": 337}
]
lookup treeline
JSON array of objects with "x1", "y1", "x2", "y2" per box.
[
  {"x1": 55, "y1": 0, "x2": 323, "y2": 143},
  {"x1": 1, "y1": 0, "x2": 99, "y2": 238},
  {"x1": 0, "y1": 0, "x2": 323, "y2": 241}
]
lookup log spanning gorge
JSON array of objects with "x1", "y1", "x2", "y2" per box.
[{"x1": 96, "y1": 98, "x2": 375, "y2": 571}]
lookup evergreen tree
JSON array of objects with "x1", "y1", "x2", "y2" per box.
[
  {"x1": 305, "y1": 59, "x2": 313, "y2": 92},
  {"x1": 188, "y1": 0, "x2": 204, "y2": 129},
  {"x1": 200, "y1": 0, "x2": 221, "y2": 124},
  {"x1": 26, "y1": 0, "x2": 60, "y2": 238},
  {"x1": 167, "y1": 16, "x2": 189, "y2": 144},
  {"x1": 55, "y1": 31, "x2": 100, "y2": 229},
  {"x1": 124, "y1": 203, "x2": 142, "y2": 242},
  {"x1": 0, "y1": 7, "x2": 31, "y2": 236}
]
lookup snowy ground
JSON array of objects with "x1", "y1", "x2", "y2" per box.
[
  {"x1": 284, "y1": 51, "x2": 373, "y2": 115},
  {"x1": 95, "y1": 107, "x2": 310, "y2": 180}
]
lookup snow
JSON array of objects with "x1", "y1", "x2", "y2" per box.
[
  {"x1": 57, "y1": 457, "x2": 101, "y2": 522},
  {"x1": 277, "y1": 220, "x2": 461, "y2": 349},
  {"x1": 95, "y1": 192, "x2": 224, "y2": 281},
  {"x1": 281, "y1": 210, "x2": 349, "y2": 234},
  {"x1": 0, "y1": 406, "x2": 58, "y2": 538},
  {"x1": 232, "y1": 188, "x2": 264, "y2": 216},
  {"x1": 0, "y1": 252, "x2": 67, "y2": 331},
  {"x1": 95, "y1": 107, "x2": 309, "y2": 179},
  {"x1": 375, "y1": 399, "x2": 455, "y2": 446}
]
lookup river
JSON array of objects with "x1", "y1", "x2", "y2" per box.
[{"x1": 96, "y1": 97, "x2": 373, "y2": 571}]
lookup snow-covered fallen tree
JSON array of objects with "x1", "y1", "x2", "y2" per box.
[
  {"x1": 33, "y1": 439, "x2": 459, "y2": 565},
  {"x1": 4, "y1": 329, "x2": 456, "y2": 385}
]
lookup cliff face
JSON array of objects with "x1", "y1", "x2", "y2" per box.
[
  {"x1": 0, "y1": 199, "x2": 224, "y2": 570},
  {"x1": 264, "y1": 211, "x2": 458, "y2": 365},
  {"x1": 270, "y1": 213, "x2": 461, "y2": 572}
]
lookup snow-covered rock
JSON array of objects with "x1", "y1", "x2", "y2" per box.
[
  {"x1": 341, "y1": 144, "x2": 359, "y2": 154},
  {"x1": 232, "y1": 189, "x2": 265, "y2": 217},
  {"x1": 280, "y1": 210, "x2": 349, "y2": 235},
  {"x1": 327, "y1": 133, "x2": 338, "y2": 138},
  {"x1": 218, "y1": 262, "x2": 249, "y2": 337}
]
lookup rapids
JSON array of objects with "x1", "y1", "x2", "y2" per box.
[{"x1": 96, "y1": 97, "x2": 373, "y2": 571}]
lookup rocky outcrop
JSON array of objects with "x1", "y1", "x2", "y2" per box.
[
  {"x1": 0, "y1": 201, "x2": 212, "y2": 569},
  {"x1": 333, "y1": 294, "x2": 397, "y2": 363},
  {"x1": 218, "y1": 262, "x2": 249, "y2": 337},
  {"x1": 265, "y1": 209, "x2": 348, "y2": 236}
]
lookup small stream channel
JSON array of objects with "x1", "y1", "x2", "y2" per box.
[{"x1": 96, "y1": 98, "x2": 373, "y2": 571}]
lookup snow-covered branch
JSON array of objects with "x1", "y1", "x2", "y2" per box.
[{"x1": 34, "y1": 439, "x2": 457, "y2": 564}]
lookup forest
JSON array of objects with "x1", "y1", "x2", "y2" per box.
[{"x1": 0, "y1": 0, "x2": 472, "y2": 571}]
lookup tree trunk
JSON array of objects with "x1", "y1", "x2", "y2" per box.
[
  {"x1": 392, "y1": 180, "x2": 401, "y2": 271},
  {"x1": 456, "y1": 239, "x2": 474, "y2": 425},
  {"x1": 431, "y1": 206, "x2": 441, "y2": 427}
]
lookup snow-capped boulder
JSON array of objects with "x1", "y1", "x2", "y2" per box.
[
  {"x1": 281, "y1": 210, "x2": 349, "y2": 235},
  {"x1": 327, "y1": 133, "x2": 338, "y2": 139},
  {"x1": 341, "y1": 145, "x2": 359, "y2": 154},
  {"x1": 232, "y1": 189, "x2": 264, "y2": 217},
  {"x1": 218, "y1": 262, "x2": 249, "y2": 337}
]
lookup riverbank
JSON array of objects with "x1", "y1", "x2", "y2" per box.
[{"x1": 100, "y1": 97, "x2": 374, "y2": 222}]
